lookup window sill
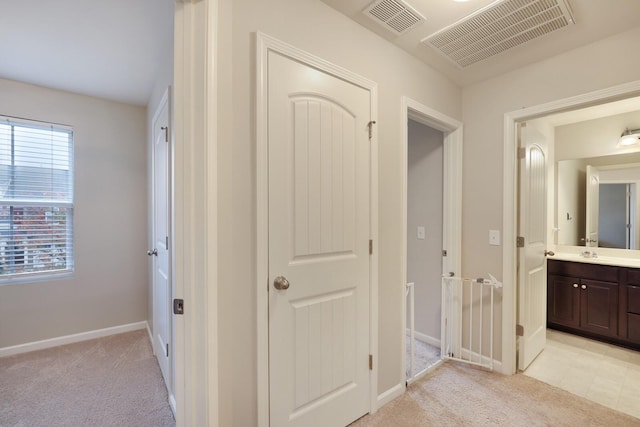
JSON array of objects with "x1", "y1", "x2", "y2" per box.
[{"x1": 0, "y1": 269, "x2": 74, "y2": 286}]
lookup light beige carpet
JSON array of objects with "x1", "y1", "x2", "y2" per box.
[
  {"x1": 0, "y1": 330, "x2": 175, "y2": 427},
  {"x1": 352, "y1": 361, "x2": 640, "y2": 426}
]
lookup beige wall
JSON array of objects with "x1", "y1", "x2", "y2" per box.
[
  {"x1": 556, "y1": 110, "x2": 640, "y2": 161},
  {"x1": 461, "y1": 26, "x2": 640, "y2": 362},
  {"x1": 407, "y1": 120, "x2": 443, "y2": 340},
  {"x1": 216, "y1": 0, "x2": 461, "y2": 424},
  {"x1": 0, "y1": 78, "x2": 148, "y2": 348}
]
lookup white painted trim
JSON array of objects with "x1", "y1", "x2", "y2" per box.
[
  {"x1": 205, "y1": 1, "x2": 220, "y2": 425},
  {"x1": 146, "y1": 321, "x2": 154, "y2": 348},
  {"x1": 255, "y1": 32, "x2": 270, "y2": 427},
  {"x1": 0, "y1": 321, "x2": 147, "y2": 358},
  {"x1": 405, "y1": 329, "x2": 441, "y2": 348},
  {"x1": 173, "y1": 0, "x2": 219, "y2": 425},
  {"x1": 256, "y1": 32, "x2": 379, "y2": 426},
  {"x1": 502, "y1": 79, "x2": 640, "y2": 375},
  {"x1": 376, "y1": 383, "x2": 405, "y2": 408},
  {"x1": 369, "y1": 84, "x2": 380, "y2": 417},
  {"x1": 400, "y1": 96, "x2": 463, "y2": 391}
]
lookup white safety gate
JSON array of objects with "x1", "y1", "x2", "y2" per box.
[{"x1": 441, "y1": 275, "x2": 502, "y2": 370}]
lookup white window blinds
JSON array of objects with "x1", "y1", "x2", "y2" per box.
[{"x1": 0, "y1": 116, "x2": 74, "y2": 281}]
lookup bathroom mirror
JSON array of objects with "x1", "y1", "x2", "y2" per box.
[{"x1": 556, "y1": 152, "x2": 640, "y2": 248}]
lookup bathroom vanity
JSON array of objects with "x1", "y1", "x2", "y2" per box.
[{"x1": 547, "y1": 258, "x2": 640, "y2": 349}]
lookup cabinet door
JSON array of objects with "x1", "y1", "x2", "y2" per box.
[
  {"x1": 580, "y1": 280, "x2": 619, "y2": 337},
  {"x1": 548, "y1": 275, "x2": 580, "y2": 328},
  {"x1": 628, "y1": 314, "x2": 640, "y2": 343}
]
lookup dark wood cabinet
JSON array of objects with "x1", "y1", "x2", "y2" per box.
[
  {"x1": 546, "y1": 259, "x2": 638, "y2": 348},
  {"x1": 548, "y1": 274, "x2": 580, "y2": 328},
  {"x1": 579, "y1": 279, "x2": 618, "y2": 338},
  {"x1": 622, "y1": 269, "x2": 640, "y2": 344}
]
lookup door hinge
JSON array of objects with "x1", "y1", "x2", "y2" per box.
[
  {"x1": 369, "y1": 240, "x2": 373, "y2": 255},
  {"x1": 161, "y1": 126, "x2": 168, "y2": 142},
  {"x1": 165, "y1": 236, "x2": 169, "y2": 249},
  {"x1": 516, "y1": 236, "x2": 525, "y2": 248},
  {"x1": 367, "y1": 121, "x2": 376, "y2": 140},
  {"x1": 173, "y1": 298, "x2": 184, "y2": 315},
  {"x1": 166, "y1": 343, "x2": 169, "y2": 357},
  {"x1": 442, "y1": 249, "x2": 447, "y2": 257},
  {"x1": 516, "y1": 324, "x2": 524, "y2": 336},
  {"x1": 518, "y1": 147, "x2": 526, "y2": 159},
  {"x1": 369, "y1": 354, "x2": 373, "y2": 370}
]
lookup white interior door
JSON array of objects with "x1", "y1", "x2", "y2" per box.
[
  {"x1": 151, "y1": 91, "x2": 171, "y2": 389},
  {"x1": 586, "y1": 165, "x2": 600, "y2": 247},
  {"x1": 518, "y1": 124, "x2": 548, "y2": 370},
  {"x1": 268, "y1": 50, "x2": 371, "y2": 427}
]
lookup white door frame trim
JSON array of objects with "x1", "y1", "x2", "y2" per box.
[
  {"x1": 256, "y1": 31, "x2": 379, "y2": 426},
  {"x1": 502, "y1": 80, "x2": 640, "y2": 375},
  {"x1": 400, "y1": 97, "x2": 463, "y2": 387},
  {"x1": 173, "y1": 0, "x2": 219, "y2": 424}
]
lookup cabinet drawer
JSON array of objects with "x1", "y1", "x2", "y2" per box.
[
  {"x1": 629, "y1": 286, "x2": 640, "y2": 314},
  {"x1": 627, "y1": 268, "x2": 640, "y2": 285},
  {"x1": 547, "y1": 260, "x2": 619, "y2": 282},
  {"x1": 628, "y1": 313, "x2": 640, "y2": 342}
]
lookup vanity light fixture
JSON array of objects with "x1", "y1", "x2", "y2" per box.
[{"x1": 618, "y1": 128, "x2": 640, "y2": 147}]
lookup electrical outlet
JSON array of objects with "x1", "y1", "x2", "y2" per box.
[{"x1": 489, "y1": 229, "x2": 500, "y2": 246}]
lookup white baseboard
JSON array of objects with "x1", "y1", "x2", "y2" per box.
[
  {"x1": 0, "y1": 321, "x2": 148, "y2": 358},
  {"x1": 376, "y1": 382, "x2": 404, "y2": 409},
  {"x1": 405, "y1": 329, "x2": 441, "y2": 348},
  {"x1": 146, "y1": 323, "x2": 155, "y2": 355}
]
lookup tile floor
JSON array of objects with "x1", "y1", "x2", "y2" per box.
[{"x1": 524, "y1": 329, "x2": 640, "y2": 420}]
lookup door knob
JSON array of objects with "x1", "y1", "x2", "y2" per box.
[
  {"x1": 147, "y1": 249, "x2": 158, "y2": 256},
  {"x1": 573, "y1": 283, "x2": 578, "y2": 288},
  {"x1": 581, "y1": 284, "x2": 587, "y2": 290},
  {"x1": 273, "y1": 276, "x2": 290, "y2": 290},
  {"x1": 544, "y1": 250, "x2": 555, "y2": 256}
]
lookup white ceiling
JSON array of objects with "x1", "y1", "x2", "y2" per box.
[
  {"x1": 322, "y1": 0, "x2": 640, "y2": 86},
  {"x1": 0, "y1": 0, "x2": 172, "y2": 106},
  {"x1": 2, "y1": 0, "x2": 640, "y2": 106}
]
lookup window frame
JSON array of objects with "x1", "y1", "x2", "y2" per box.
[{"x1": 0, "y1": 115, "x2": 74, "y2": 285}]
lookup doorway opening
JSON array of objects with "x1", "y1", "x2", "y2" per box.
[
  {"x1": 400, "y1": 97, "x2": 463, "y2": 386},
  {"x1": 405, "y1": 119, "x2": 444, "y2": 381},
  {"x1": 503, "y1": 81, "x2": 640, "y2": 397},
  {"x1": 598, "y1": 182, "x2": 635, "y2": 249}
]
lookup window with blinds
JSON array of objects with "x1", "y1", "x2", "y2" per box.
[{"x1": 0, "y1": 116, "x2": 73, "y2": 282}]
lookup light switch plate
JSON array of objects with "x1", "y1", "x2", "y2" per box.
[
  {"x1": 417, "y1": 226, "x2": 425, "y2": 240},
  {"x1": 489, "y1": 229, "x2": 500, "y2": 246}
]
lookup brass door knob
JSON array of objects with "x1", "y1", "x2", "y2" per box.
[{"x1": 273, "y1": 276, "x2": 290, "y2": 290}]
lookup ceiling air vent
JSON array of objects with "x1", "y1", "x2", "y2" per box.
[
  {"x1": 422, "y1": 0, "x2": 575, "y2": 68},
  {"x1": 364, "y1": 0, "x2": 425, "y2": 36}
]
